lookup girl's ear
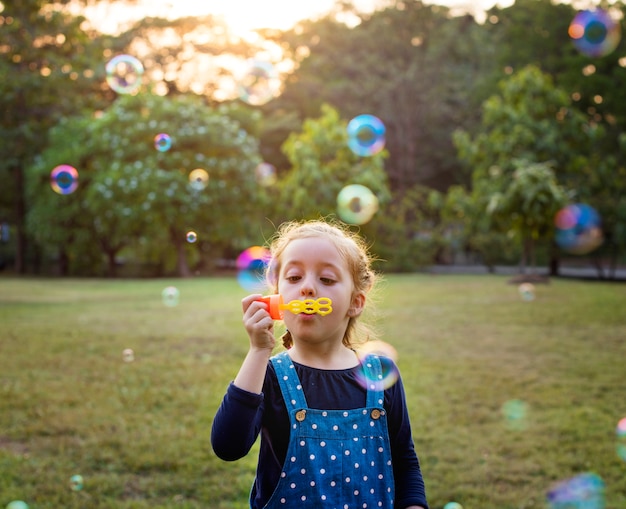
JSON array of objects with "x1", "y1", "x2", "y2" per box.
[{"x1": 348, "y1": 292, "x2": 366, "y2": 317}]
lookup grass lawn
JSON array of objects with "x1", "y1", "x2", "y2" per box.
[{"x1": 0, "y1": 274, "x2": 625, "y2": 508}]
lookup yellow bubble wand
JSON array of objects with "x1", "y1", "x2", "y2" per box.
[{"x1": 258, "y1": 294, "x2": 333, "y2": 320}]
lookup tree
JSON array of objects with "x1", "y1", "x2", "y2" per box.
[
  {"x1": 264, "y1": 0, "x2": 500, "y2": 192},
  {"x1": 277, "y1": 103, "x2": 390, "y2": 223},
  {"x1": 0, "y1": 0, "x2": 111, "y2": 272},
  {"x1": 453, "y1": 65, "x2": 598, "y2": 273},
  {"x1": 26, "y1": 93, "x2": 267, "y2": 276},
  {"x1": 485, "y1": 160, "x2": 570, "y2": 273}
]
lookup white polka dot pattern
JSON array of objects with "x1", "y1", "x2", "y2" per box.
[{"x1": 265, "y1": 351, "x2": 395, "y2": 508}]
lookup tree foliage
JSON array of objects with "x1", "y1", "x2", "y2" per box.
[
  {"x1": 277, "y1": 103, "x2": 390, "y2": 223},
  {"x1": 26, "y1": 94, "x2": 267, "y2": 276},
  {"x1": 2, "y1": 0, "x2": 625, "y2": 276}
]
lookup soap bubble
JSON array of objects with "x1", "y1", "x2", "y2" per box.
[
  {"x1": 237, "y1": 59, "x2": 281, "y2": 106},
  {"x1": 546, "y1": 472, "x2": 605, "y2": 509},
  {"x1": 5, "y1": 502, "x2": 29, "y2": 509},
  {"x1": 236, "y1": 246, "x2": 271, "y2": 292},
  {"x1": 337, "y1": 184, "x2": 379, "y2": 225},
  {"x1": 186, "y1": 231, "x2": 198, "y2": 243},
  {"x1": 122, "y1": 348, "x2": 135, "y2": 363},
  {"x1": 188, "y1": 168, "x2": 209, "y2": 190},
  {"x1": 501, "y1": 399, "x2": 529, "y2": 430},
  {"x1": 355, "y1": 340, "x2": 399, "y2": 391},
  {"x1": 50, "y1": 165, "x2": 79, "y2": 195},
  {"x1": 617, "y1": 416, "x2": 626, "y2": 462},
  {"x1": 347, "y1": 114, "x2": 386, "y2": 156},
  {"x1": 162, "y1": 286, "x2": 180, "y2": 307},
  {"x1": 443, "y1": 503, "x2": 463, "y2": 509},
  {"x1": 105, "y1": 54, "x2": 144, "y2": 94},
  {"x1": 555, "y1": 203, "x2": 603, "y2": 255},
  {"x1": 255, "y1": 162, "x2": 277, "y2": 186},
  {"x1": 154, "y1": 133, "x2": 172, "y2": 152},
  {"x1": 69, "y1": 474, "x2": 84, "y2": 491},
  {"x1": 518, "y1": 283, "x2": 535, "y2": 302},
  {"x1": 569, "y1": 9, "x2": 621, "y2": 58}
]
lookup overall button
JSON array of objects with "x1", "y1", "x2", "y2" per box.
[
  {"x1": 296, "y1": 410, "x2": 307, "y2": 422},
  {"x1": 370, "y1": 409, "x2": 381, "y2": 419}
]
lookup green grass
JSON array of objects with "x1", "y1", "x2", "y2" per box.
[{"x1": 1, "y1": 275, "x2": 625, "y2": 508}]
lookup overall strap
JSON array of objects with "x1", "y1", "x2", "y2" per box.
[
  {"x1": 361, "y1": 354, "x2": 386, "y2": 408},
  {"x1": 270, "y1": 350, "x2": 308, "y2": 410}
]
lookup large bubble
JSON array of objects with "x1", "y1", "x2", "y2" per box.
[
  {"x1": 237, "y1": 59, "x2": 281, "y2": 106},
  {"x1": 105, "y1": 54, "x2": 144, "y2": 95},
  {"x1": 569, "y1": 9, "x2": 621, "y2": 58},
  {"x1": 347, "y1": 114, "x2": 386, "y2": 156},
  {"x1": 50, "y1": 165, "x2": 79, "y2": 195},
  {"x1": 337, "y1": 184, "x2": 379, "y2": 225},
  {"x1": 554, "y1": 203, "x2": 603, "y2": 255}
]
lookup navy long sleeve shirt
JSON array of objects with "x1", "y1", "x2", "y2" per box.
[{"x1": 211, "y1": 357, "x2": 428, "y2": 509}]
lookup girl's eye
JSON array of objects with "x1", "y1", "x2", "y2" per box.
[
  {"x1": 320, "y1": 277, "x2": 335, "y2": 285},
  {"x1": 286, "y1": 275, "x2": 301, "y2": 282}
]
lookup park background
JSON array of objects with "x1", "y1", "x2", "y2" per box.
[{"x1": 1, "y1": 0, "x2": 625, "y2": 507}]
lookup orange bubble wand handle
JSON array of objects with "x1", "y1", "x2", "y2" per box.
[{"x1": 257, "y1": 295, "x2": 333, "y2": 320}]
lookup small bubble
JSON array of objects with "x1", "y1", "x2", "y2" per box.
[
  {"x1": 69, "y1": 474, "x2": 84, "y2": 491},
  {"x1": 617, "y1": 416, "x2": 626, "y2": 462},
  {"x1": 186, "y1": 231, "x2": 198, "y2": 243},
  {"x1": 105, "y1": 54, "x2": 144, "y2": 94},
  {"x1": 154, "y1": 133, "x2": 172, "y2": 152},
  {"x1": 122, "y1": 348, "x2": 135, "y2": 363},
  {"x1": 162, "y1": 286, "x2": 180, "y2": 307},
  {"x1": 255, "y1": 162, "x2": 277, "y2": 186},
  {"x1": 188, "y1": 168, "x2": 209, "y2": 190},
  {"x1": 501, "y1": 399, "x2": 529, "y2": 430},
  {"x1": 518, "y1": 283, "x2": 535, "y2": 302},
  {"x1": 50, "y1": 165, "x2": 79, "y2": 195},
  {"x1": 237, "y1": 59, "x2": 281, "y2": 106}
]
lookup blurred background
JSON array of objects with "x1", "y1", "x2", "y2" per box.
[{"x1": 1, "y1": 0, "x2": 625, "y2": 280}]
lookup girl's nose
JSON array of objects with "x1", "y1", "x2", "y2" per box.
[{"x1": 300, "y1": 280, "x2": 316, "y2": 297}]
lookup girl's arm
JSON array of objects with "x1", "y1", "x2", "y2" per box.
[{"x1": 210, "y1": 294, "x2": 276, "y2": 461}]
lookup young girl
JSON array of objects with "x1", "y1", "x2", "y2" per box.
[{"x1": 211, "y1": 219, "x2": 428, "y2": 509}]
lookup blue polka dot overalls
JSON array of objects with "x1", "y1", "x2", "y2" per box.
[{"x1": 260, "y1": 350, "x2": 395, "y2": 508}]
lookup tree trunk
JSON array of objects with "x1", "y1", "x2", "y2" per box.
[
  {"x1": 13, "y1": 164, "x2": 26, "y2": 274},
  {"x1": 106, "y1": 249, "x2": 117, "y2": 278},
  {"x1": 549, "y1": 242, "x2": 560, "y2": 277},
  {"x1": 59, "y1": 248, "x2": 69, "y2": 276},
  {"x1": 172, "y1": 228, "x2": 191, "y2": 277}
]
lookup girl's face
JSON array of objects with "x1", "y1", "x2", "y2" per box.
[{"x1": 277, "y1": 236, "x2": 364, "y2": 346}]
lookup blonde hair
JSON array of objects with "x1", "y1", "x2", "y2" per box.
[{"x1": 266, "y1": 218, "x2": 379, "y2": 350}]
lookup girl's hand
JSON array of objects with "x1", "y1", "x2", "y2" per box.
[{"x1": 241, "y1": 294, "x2": 276, "y2": 351}]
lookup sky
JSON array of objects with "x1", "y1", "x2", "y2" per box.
[{"x1": 81, "y1": 0, "x2": 514, "y2": 36}]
